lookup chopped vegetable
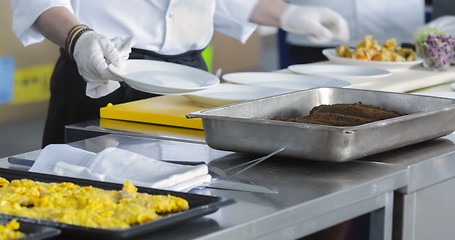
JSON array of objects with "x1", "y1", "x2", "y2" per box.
[
  {"x1": 336, "y1": 35, "x2": 416, "y2": 62},
  {"x1": 0, "y1": 177, "x2": 189, "y2": 229},
  {"x1": 0, "y1": 219, "x2": 24, "y2": 240}
]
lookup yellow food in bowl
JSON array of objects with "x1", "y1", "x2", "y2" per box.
[
  {"x1": 336, "y1": 35, "x2": 416, "y2": 62},
  {"x1": 0, "y1": 219, "x2": 24, "y2": 240},
  {"x1": 0, "y1": 178, "x2": 189, "y2": 229}
]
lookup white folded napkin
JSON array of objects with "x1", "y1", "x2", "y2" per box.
[
  {"x1": 30, "y1": 144, "x2": 211, "y2": 192},
  {"x1": 85, "y1": 81, "x2": 121, "y2": 99}
]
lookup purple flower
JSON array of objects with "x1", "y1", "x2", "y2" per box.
[{"x1": 422, "y1": 34, "x2": 455, "y2": 69}]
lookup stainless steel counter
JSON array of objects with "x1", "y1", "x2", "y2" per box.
[
  {"x1": 365, "y1": 133, "x2": 455, "y2": 193},
  {"x1": 41, "y1": 64, "x2": 455, "y2": 239},
  {"x1": 1, "y1": 134, "x2": 407, "y2": 240},
  {"x1": 63, "y1": 120, "x2": 455, "y2": 240},
  {"x1": 65, "y1": 120, "x2": 455, "y2": 194},
  {"x1": 364, "y1": 133, "x2": 455, "y2": 240}
]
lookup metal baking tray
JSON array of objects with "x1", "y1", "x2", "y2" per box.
[
  {"x1": 0, "y1": 217, "x2": 61, "y2": 240},
  {"x1": 187, "y1": 87, "x2": 455, "y2": 162},
  {"x1": 0, "y1": 168, "x2": 234, "y2": 239}
]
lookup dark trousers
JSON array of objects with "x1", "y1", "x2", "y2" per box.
[{"x1": 42, "y1": 48, "x2": 207, "y2": 147}]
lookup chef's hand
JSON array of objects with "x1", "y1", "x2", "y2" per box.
[
  {"x1": 73, "y1": 32, "x2": 137, "y2": 98},
  {"x1": 280, "y1": 5, "x2": 349, "y2": 43},
  {"x1": 73, "y1": 31, "x2": 121, "y2": 84}
]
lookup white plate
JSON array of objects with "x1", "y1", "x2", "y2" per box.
[
  {"x1": 288, "y1": 64, "x2": 391, "y2": 80},
  {"x1": 222, "y1": 72, "x2": 350, "y2": 90},
  {"x1": 322, "y1": 48, "x2": 423, "y2": 72},
  {"x1": 109, "y1": 59, "x2": 219, "y2": 95},
  {"x1": 184, "y1": 83, "x2": 293, "y2": 107}
]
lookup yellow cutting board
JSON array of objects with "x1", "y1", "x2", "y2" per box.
[
  {"x1": 99, "y1": 118, "x2": 205, "y2": 141},
  {"x1": 100, "y1": 95, "x2": 206, "y2": 130}
]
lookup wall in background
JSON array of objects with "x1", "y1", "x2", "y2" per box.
[{"x1": 0, "y1": 1, "x2": 59, "y2": 124}]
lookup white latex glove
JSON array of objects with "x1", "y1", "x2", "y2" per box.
[
  {"x1": 73, "y1": 32, "x2": 137, "y2": 98},
  {"x1": 280, "y1": 5, "x2": 349, "y2": 44}
]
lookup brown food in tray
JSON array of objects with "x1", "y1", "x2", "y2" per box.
[
  {"x1": 0, "y1": 177, "x2": 189, "y2": 229},
  {"x1": 271, "y1": 102, "x2": 403, "y2": 126}
]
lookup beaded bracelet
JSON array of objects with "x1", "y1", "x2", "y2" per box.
[
  {"x1": 65, "y1": 24, "x2": 93, "y2": 59},
  {"x1": 65, "y1": 24, "x2": 85, "y2": 52}
]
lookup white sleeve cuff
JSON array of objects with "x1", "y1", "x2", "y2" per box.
[
  {"x1": 11, "y1": 0, "x2": 73, "y2": 46},
  {"x1": 214, "y1": 0, "x2": 259, "y2": 43}
]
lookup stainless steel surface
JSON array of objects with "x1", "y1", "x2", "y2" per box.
[
  {"x1": 363, "y1": 133, "x2": 455, "y2": 193},
  {"x1": 7, "y1": 155, "x2": 277, "y2": 194},
  {"x1": 393, "y1": 178, "x2": 455, "y2": 240},
  {"x1": 223, "y1": 146, "x2": 286, "y2": 177},
  {"x1": 63, "y1": 117, "x2": 455, "y2": 240},
  {"x1": 0, "y1": 134, "x2": 407, "y2": 240},
  {"x1": 207, "y1": 179, "x2": 278, "y2": 194},
  {"x1": 362, "y1": 132, "x2": 455, "y2": 240},
  {"x1": 188, "y1": 87, "x2": 455, "y2": 162},
  {"x1": 75, "y1": 135, "x2": 407, "y2": 240}
]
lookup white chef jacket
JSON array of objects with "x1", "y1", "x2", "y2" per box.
[
  {"x1": 284, "y1": 0, "x2": 425, "y2": 46},
  {"x1": 11, "y1": 0, "x2": 259, "y2": 55}
]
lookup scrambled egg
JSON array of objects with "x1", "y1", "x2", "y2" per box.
[
  {"x1": 0, "y1": 219, "x2": 24, "y2": 240},
  {"x1": 0, "y1": 178, "x2": 189, "y2": 229},
  {"x1": 336, "y1": 35, "x2": 416, "y2": 62}
]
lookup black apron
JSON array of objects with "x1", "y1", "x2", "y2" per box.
[{"x1": 42, "y1": 48, "x2": 208, "y2": 147}]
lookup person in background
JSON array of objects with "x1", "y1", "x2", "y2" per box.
[
  {"x1": 281, "y1": 0, "x2": 425, "y2": 65},
  {"x1": 10, "y1": 0, "x2": 349, "y2": 147},
  {"x1": 431, "y1": 0, "x2": 455, "y2": 19}
]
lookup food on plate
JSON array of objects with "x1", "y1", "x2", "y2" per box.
[
  {"x1": 0, "y1": 219, "x2": 24, "y2": 240},
  {"x1": 336, "y1": 35, "x2": 417, "y2": 62},
  {"x1": 0, "y1": 178, "x2": 189, "y2": 229},
  {"x1": 271, "y1": 102, "x2": 403, "y2": 126}
]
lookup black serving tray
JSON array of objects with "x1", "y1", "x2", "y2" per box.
[
  {"x1": 0, "y1": 217, "x2": 61, "y2": 240},
  {"x1": 0, "y1": 168, "x2": 234, "y2": 239}
]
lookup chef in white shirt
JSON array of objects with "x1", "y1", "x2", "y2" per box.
[
  {"x1": 283, "y1": 0, "x2": 425, "y2": 64},
  {"x1": 10, "y1": 0, "x2": 350, "y2": 147}
]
